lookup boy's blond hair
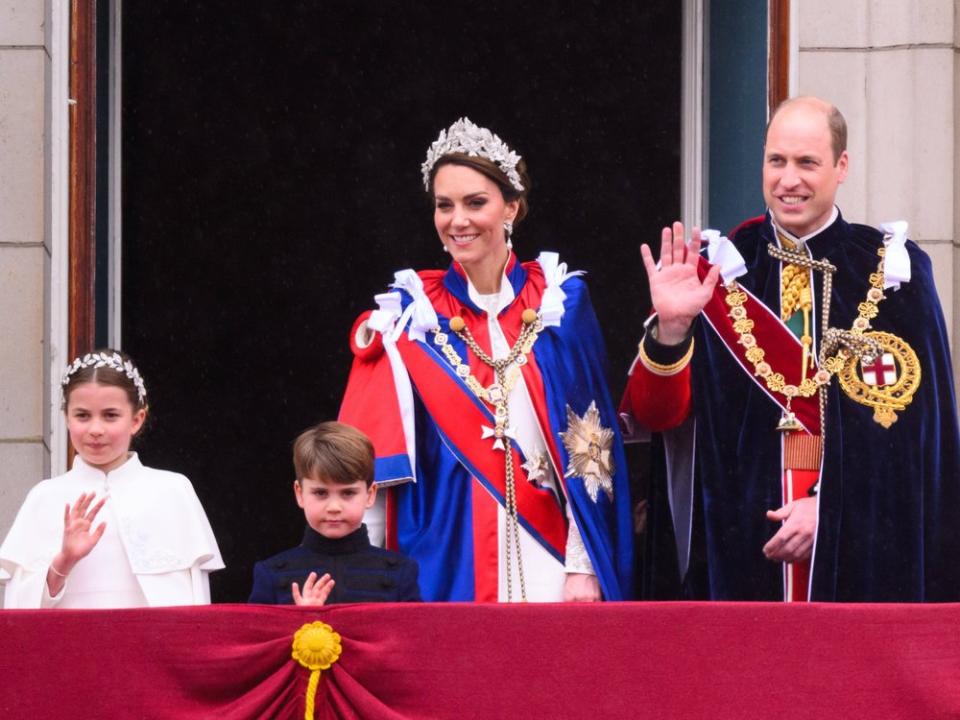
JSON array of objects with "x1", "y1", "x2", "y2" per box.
[{"x1": 292, "y1": 421, "x2": 375, "y2": 487}]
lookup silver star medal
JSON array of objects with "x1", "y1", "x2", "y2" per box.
[
  {"x1": 521, "y1": 452, "x2": 552, "y2": 488},
  {"x1": 559, "y1": 401, "x2": 615, "y2": 503}
]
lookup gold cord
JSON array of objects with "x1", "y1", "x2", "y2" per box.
[
  {"x1": 637, "y1": 336, "x2": 695, "y2": 376},
  {"x1": 432, "y1": 312, "x2": 542, "y2": 602}
]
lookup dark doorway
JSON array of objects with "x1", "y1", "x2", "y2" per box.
[{"x1": 122, "y1": 1, "x2": 681, "y2": 601}]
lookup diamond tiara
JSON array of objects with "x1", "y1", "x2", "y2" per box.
[
  {"x1": 421, "y1": 117, "x2": 525, "y2": 193},
  {"x1": 61, "y1": 351, "x2": 148, "y2": 405}
]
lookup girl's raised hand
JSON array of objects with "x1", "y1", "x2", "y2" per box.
[
  {"x1": 46, "y1": 492, "x2": 107, "y2": 596},
  {"x1": 291, "y1": 572, "x2": 335, "y2": 607},
  {"x1": 60, "y1": 492, "x2": 108, "y2": 566}
]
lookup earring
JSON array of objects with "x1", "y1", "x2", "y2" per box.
[
  {"x1": 442, "y1": 245, "x2": 450, "y2": 253},
  {"x1": 503, "y1": 220, "x2": 514, "y2": 250}
]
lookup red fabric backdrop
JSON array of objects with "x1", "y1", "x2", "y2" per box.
[{"x1": 1, "y1": 602, "x2": 958, "y2": 719}]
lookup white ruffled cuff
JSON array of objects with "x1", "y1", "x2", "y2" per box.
[{"x1": 564, "y1": 516, "x2": 596, "y2": 575}]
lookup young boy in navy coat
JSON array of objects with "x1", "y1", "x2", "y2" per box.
[{"x1": 249, "y1": 421, "x2": 420, "y2": 605}]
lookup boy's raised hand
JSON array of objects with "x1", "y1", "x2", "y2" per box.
[{"x1": 292, "y1": 572, "x2": 335, "y2": 607}]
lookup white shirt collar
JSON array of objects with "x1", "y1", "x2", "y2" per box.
[
  {"x1": 466, "y1": 267, "x2": 515, "y2": 315},
  {"x1": 770, "y1": 206, "x2": 839, "y2": 247}
]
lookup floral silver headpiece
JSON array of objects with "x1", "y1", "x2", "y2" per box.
[
  {"x1": 421, "y1": 117, "x2": 525, "y2": 193},
  {"x1": 61, "y1": 351, "x2": 147, "y2": 405}
]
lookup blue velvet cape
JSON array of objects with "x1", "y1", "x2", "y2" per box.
[{"x1": 648, "y1": 212, "x2": 960, "y2": 602}]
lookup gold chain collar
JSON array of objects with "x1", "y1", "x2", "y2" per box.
[
  {"x1": 430, "y1": 308, "x2": 543, "y2": 602},
  {"x1": 724, "y1": 245, "x2": 887, "y2": 429}
]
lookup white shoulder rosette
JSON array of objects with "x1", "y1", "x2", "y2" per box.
[
  {"x1": 537, "y1": 251, "x2": 584, "y2": 327},
  {"x1": 702, "y1": 229, "x2": 747, "y2": 284},
  {"x1": 878, "y1": 221, "x2": 911, "y2": 290},
  {"x1": 365, "y1": 269, "x2": 439, "y2": 343},
  {"x1": 385, "y1": 269, "x2": 440, "y2": 342}
]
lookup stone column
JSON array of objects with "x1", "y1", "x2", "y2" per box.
[
  {"x1": 0, "y1": 0, "x2": 52, "y2": 604},
  {"x1": 796, "y1": 0, "x2": 959, "y2": 390}
]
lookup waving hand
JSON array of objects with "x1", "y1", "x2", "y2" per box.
[{"x1": 640, "y1": 222, "x2": 721, "y2": 345}]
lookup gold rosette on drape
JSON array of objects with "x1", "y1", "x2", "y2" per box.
[{"x1": 292, "y1": 621, "x2": 342, "y2": 719}]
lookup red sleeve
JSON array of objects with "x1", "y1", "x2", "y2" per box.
[
  {"x1": 347, "y1": 310, "x2": 384, "y2": 360},
  {"x1": 339, "y1": 312, "x2": 414, "y2": 485},
  {"x1": 619, "y1": 355, "x2": 692, "y2": 433}
]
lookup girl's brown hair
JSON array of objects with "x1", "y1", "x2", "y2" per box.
[{"x1": 61, "y1": 348, "x2": 148, "y2": 412}]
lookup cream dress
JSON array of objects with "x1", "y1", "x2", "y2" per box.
[{"x1": 0, "y1": 453, "x2": 223, "y2": 608}]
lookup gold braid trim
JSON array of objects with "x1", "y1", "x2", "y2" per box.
[
  {"x1": 638, "y1": 336, "x2": 695, "y2": 377},
  {"x1": 780, "y1": 263, "x2": 809, "y2": 322}
]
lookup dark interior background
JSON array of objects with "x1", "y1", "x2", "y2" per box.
[{"x1": 122, "y1": 0, "x2": 680, "y2": 601}]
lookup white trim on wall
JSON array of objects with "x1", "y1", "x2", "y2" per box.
[
  {"x1": 788, "y1": 0, "x2": 799, "y2": 96},
  {"x1": 681, "y1": 0, "x2": 705, "y2": 229},
  {"x1": 108, "y1": 0, "x2": 123, "y2": 348},
  {"x1": 49, "y1": 0, "x2": 71, "y2": 477}
]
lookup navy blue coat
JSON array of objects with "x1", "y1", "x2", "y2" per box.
[{"x1": 248, "y1": 524, "x2": 421, "y2": 604}]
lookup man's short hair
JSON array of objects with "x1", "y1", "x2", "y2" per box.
[
  {"x1": 767, "y1": 96, "x2": 848, "y2": 164},
  {"x1": 292, "y1": 421, "x2": 375, "y2": 487}
]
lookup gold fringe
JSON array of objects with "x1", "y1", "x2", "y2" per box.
[{"x1": 784, "y1": 433, "x2": 823, "y2": 471}]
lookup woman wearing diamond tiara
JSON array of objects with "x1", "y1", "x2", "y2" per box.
[
  {"x1": 0, "y1": 349, "x2": 223, "y2": 608},
  {"x1": 340, "y1": 118, "x2": 634, "y2": 602}
]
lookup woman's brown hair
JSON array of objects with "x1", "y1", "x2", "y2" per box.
[{"x1": 428, "y1": 152, "x2": 531, "y2": 225}]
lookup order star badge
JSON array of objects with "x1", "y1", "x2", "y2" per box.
[
  {"x1": 521, "y1": 451, "x2": 552, "y2": 488},
  {"x1": 559, "y1": 401, "x2": 615, "y2": 503}
]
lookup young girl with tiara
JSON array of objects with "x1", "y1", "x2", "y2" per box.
[{"x1": 0, "y1": 349, "x2": 223, "y2": 608}]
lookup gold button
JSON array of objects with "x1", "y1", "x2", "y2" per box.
[
  {"x1": 521, "y1": 308, "x2": 538, "y2": 325},
  {"x1": 449, "y1": 316, "x2": 466, "y2": 332}
]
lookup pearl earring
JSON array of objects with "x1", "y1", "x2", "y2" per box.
[{"x1": 504, "y1": 220, "x2": 514, "y2": 250}]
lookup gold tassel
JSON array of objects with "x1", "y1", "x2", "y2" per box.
[{"x1": 292, "y1": 621, "x2": 343, "y2": 719}]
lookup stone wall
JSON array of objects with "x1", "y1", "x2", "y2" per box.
[
  {"x1": 797, "y1": 0, "x2": 959, "y2": 371},
  {"x1": 0, "y1": 0, "x2": 50, "y2": 589}
]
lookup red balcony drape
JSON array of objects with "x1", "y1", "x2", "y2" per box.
[{"x1": 2, "y1": 602, "x2": 958, "y2": 719}]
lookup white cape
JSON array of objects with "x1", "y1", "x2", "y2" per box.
[{"x1": 0, "y1": 453, "x2": 224, "y2": 608}]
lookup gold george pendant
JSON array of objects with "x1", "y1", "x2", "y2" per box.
[
  {"x1": 776, "y1": 396, "x2": 802, "y2": 432},
  {"x1": 777, "y1": 410, "x2": 803, "y2": 432}
]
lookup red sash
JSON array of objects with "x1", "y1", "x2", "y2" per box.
[
  {"x1": 783, "y1": 469, "x2": 819, "y2": 602},
  {"x1": 394, "y1": 335, "x2": 568, "y2": 560},
  {"x1": 698, "y1": 256, "x2": 823, "y2": 601},
  {"x1": 697, "y1": 257, "x2": 821, "y2": 435}
]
